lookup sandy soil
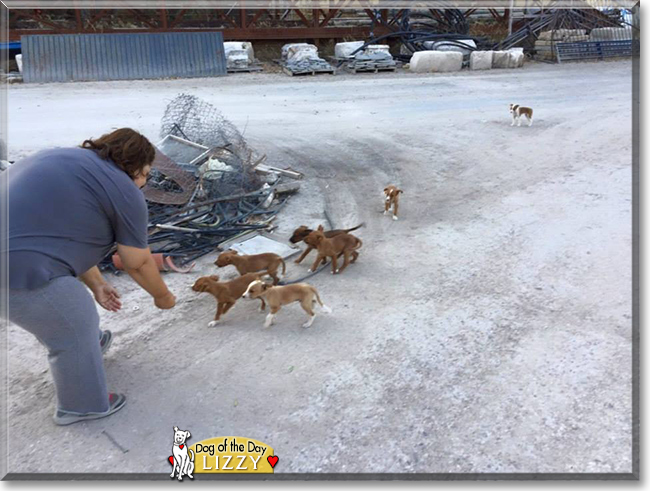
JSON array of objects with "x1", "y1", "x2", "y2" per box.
[{"x1": 5, "y1": 59, "x2": 633, "y2": 475}]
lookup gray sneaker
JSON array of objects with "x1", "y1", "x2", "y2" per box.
[
  {"x1": 53, "y1": 393, "x2": 126, "y2": 426},
  {"x1": 100, "y1": 330, "x2": 112, "y2": 355}
]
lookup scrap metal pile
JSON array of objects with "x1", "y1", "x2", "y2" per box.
[
  {"x1": 100, "y1": 93, "x2": 300, "y2": 273},
  {"x1": 495, "y1": 8, "x2": 634, "y2": 55},
  {"x1": 362, "y1": 9, "x2": 484, "y2": 63}
]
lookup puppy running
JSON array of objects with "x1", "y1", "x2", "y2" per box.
[
  {"x1": 243, "y1": 280, "x2": 331, "y2": 329},
  {"x1": 509, "y1": 103, "x2": 533, "y2": 127},
  {"x1": 304, "y1": 225, "x2": 362, "y2": 275},
  {"x1": 383, "y1": 185, "x2": 403, "y2": 220},
  {"x1": 192, "y1": 273, "x2": 266, "y2": 326},
  {"x1": 170, "y1": 426, "x2": 194, "y2": 481},
  {"x1": 215, "y1": 250, "x2": 286, "y2": 285},
  {"x1": 290, "y1": 223, "x2": 364, "y2": 265}
]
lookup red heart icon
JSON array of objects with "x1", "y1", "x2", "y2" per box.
[
  {"x1": 180, "y1": 445, "x2": 184, "y2": 449},
  {"x1": 168, "y1": 456, "x2": 174, "y2": 465},
  {"x1": 267, "y1": 455, "x2": 279, "y2": 468}
]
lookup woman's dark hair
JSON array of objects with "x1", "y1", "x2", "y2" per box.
[{"x1": 81, "y1": 128, "x2": 155, "y2": 179}]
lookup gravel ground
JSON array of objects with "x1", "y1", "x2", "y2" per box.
[{"x1": 5, "y1": 59, "x2": 633, "y2": 475}]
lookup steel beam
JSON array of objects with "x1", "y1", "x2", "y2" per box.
[{"x1": 9, "y1": 26, "x2": 389, "y2": 42}]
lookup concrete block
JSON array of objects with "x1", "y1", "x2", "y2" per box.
[
  {"x1": 224, "y1": 41, "x2": 254, "y2": 62},
  {"x1": 507, "y1": 51, "x2": 525, "y2": 68},
  {"x1": 364, "y1": 45, "x2": 391, "y2": 57},
  {"x1": 335, "y1": 41, "x2": 365, "y2": 59},
  {"x1": 470, "y1": 50, "x2": 493, "y2": 70},
  {"x1": 409, "y1": 51, "x2": 463, "y2": 73},
  {"x1": 492, "y1": 50, "x2": 510, "y2": 68},
  {"x1": 492, "y1": 50, "x2": 524, "y2": 69},
  {"x1": 282, "y1": 43, "x2": 319, "y2": 62}
]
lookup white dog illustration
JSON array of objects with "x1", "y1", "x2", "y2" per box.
[{"x1": 170, "y1": 426, "x2": 195, "y2": 481}]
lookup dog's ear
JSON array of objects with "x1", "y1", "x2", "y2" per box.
[
  {"x1": 397, "y1": 189, "x2": 403, "y2": 194},
  {"x1": 230, "y1": 250, "x2": 239, "y2": 255},
  {"x1": 185, "y1": 431, "x2": 191, "y2": 440},
  {"x1": 209, "y1": 275, "x2": 220, "y2": 282},
  {"x1": 317, "y1": 224, "x2": 324, "y2": 231},
  {"x1": 262, "y1": 283, "x2": 271, "y2": 291},
  {"x1": 174, "y1": 426, "x2": 179, "y2": 432},
  {"x1": 383, "y1": 187, "x2": 389, "y2": 193}
]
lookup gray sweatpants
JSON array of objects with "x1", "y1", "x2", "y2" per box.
[{"x1": 8, "y1": 276, "x2": 110, "y2": 414}]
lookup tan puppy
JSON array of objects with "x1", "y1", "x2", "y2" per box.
[
  {"x1": 243, "y1": 279, "x2": 332, "y2": 328},
  {"x1": 215, "y1": 250, "x2": 286, "y2": 285},
  {"x1": 383, "y1": 185, "x2": 403, "y2": 220},
  {"x1": 191, "y1": 273, "x2": 266, "y2": 326},
  {"x1": 290, "y1": 223, "x2": 364, "y2": 265},
  {"x1": 304, "y1": 225, "x2": 362, "y2": 275}
]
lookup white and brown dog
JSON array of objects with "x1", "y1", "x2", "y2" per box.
[
  {"x1": 509, "y1": 103, "x2": 533, "y2": 127},
  {"x1": 170, "y1": 426, "x2": 194, "y2": 481},
  {"x1": 243, "y1": 280, "x2": 331, "y2": 329},
  {"x1": 383, "y1": 185, "x2": 403, "y2": 220}
]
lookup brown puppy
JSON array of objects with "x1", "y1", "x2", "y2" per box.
[
  {"x1": 192, "y1": 273, "x2": 267, "y2": 326},
  {"x1": 215, "y1": 250, "x2": 286, "y2": 285},
  {"x1": 383, "y1": 185, "x2": 403, "y2": 221},
  {"x1": 509, "y1": 103, "x2": 534, "y2": 127},
  {"x1": 304, "y1": 225, "x2": 362, "y2": 275},
  {"x1": 290, "y1": 223, "x2": 365, "y2": 265},
  {"x1": 242, "y1": 279, "x2": 331, "y2": 328}
]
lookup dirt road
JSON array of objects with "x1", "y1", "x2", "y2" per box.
[{"x1": 6, "y1": 59, "x2": 633, "y2": 474}]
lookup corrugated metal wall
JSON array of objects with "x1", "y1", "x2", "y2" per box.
[{"x1": 21, "y1": 32, "x2": 227, "y2": 83}]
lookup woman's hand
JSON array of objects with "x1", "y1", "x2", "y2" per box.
[{"x1": 93, "y1": 283, "x2": 122, "y2": 312}]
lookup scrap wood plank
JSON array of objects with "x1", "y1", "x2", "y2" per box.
[{"x1": 255, "y1": 164, "x2": 303, "y2": 179}]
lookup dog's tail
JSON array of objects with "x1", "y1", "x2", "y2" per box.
[
  {"x1": 189, "y1": 449, "x2": 195, "y2": 461},
  {"x1": 344, "y1": 222, "x2": 365, "y2": 233},
  {"x1": 311, "y1": 287, "x2": 332, "y2": 314},
  {"x1": 279, "y1": 257, "x2": 286, "y2": 276}
]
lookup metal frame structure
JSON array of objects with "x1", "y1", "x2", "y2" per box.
[{"x1": 7, "y1": 7, "x2": 518, "y2": 42}]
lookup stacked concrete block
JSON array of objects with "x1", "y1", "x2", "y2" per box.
[
  {"x1": 470, "y1": 50, "x2": 493, "y2": 70},
  {"x1": 535, "y1": 29, "x2": 593, "y2": 61},
  {"x1": 590, "y1": 27, "x2": 633, "y2": 41},
  {"x1": 538, "y1": 29, "x2": 587, "y2": 41},
  {"x1": 224, "y1": 42, "x2": 258, "y2": 70},
  {"x1": 282, "y1": 43, "x2": 320, "y2": 63},
  {"x1": 409, "y1": 51, "x2": 463, "y2": 73},
  {"x1": 224, "y1": 41, "x2": 254, "y2": 62},
  {"x1": 281, "y1": 43, "x2": 333, "y2": 74}
]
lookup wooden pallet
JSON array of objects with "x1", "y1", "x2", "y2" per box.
[
  {"x1": 282, "y1": 66, "x2": 335, "y2": 76},
  {"x1": 349, "y1": 65, "x2": 397, "y2": 74},
  {"x1": 227, "y1": 64, "x2": 264, "y2": 73},
  {"x1": 332, "y1": 56, "x2": 399, "y2": 74}
]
